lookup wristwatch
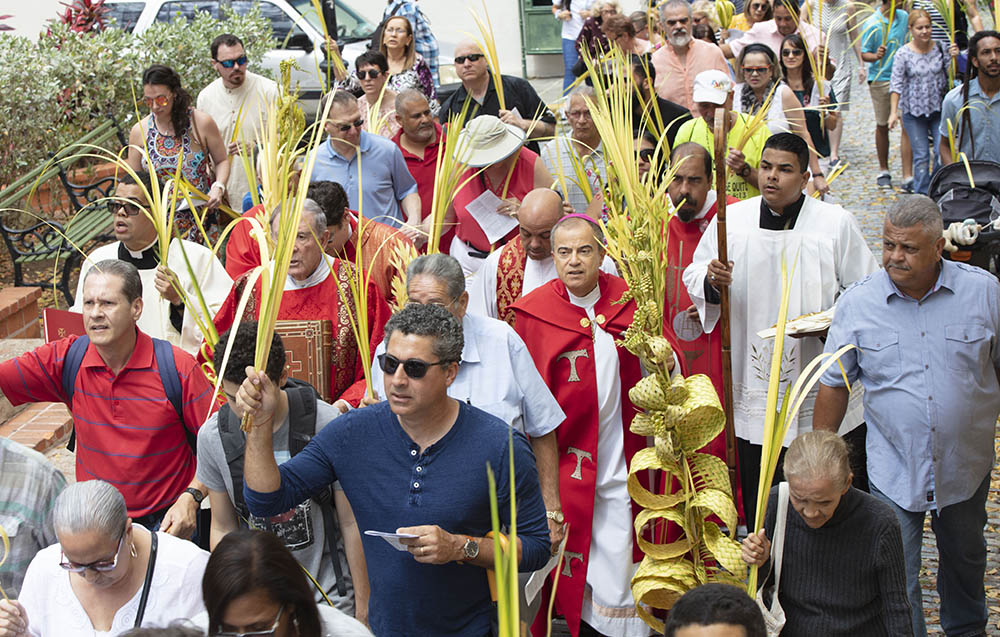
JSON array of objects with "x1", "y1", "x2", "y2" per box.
[
  {"x1": 546, "y1": 510, "x2": 565, "y2": 524},
  {"x1": 738, "y1": 164, "x2": 751, "y2": 178},
  {"x1": 462, "y1": 536, "x2": 480, "y2": 560},
  {"x1": 183, "y1": 487, "x2": 205, "y2": 504}
]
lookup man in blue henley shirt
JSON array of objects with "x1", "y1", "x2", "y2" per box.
[{"x1": 240, "y1": 303, "x2": 550, "y2": 636}]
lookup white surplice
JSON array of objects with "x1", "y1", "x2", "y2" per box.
[
  {"x1": 568, "y1": 286, "x2": 651, "y2": 637},
  {"x1": 74, "y1": 238, "x2": 233, "y2": 354},
  {"x1": 467, "y1": 252, "x2": 618, "y2": 320},
  {"x1": 197, "y1": 71, "x2": 279, "y2": 208},
  {"x1": 682, "y1": 196, "x2": 878, "y2": 446}
]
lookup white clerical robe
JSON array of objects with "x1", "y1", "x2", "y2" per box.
[
  {"x1": 569, "y1": 286, "x2": 650, "y2": 637},
  {"x1": 467, "y1": 252, "x2": 618, "y2": 320},
  {"x1": 682, "y1": 196, "x2": 878, "y2": 446},
  {"x1": 197, "y1": 71, "x2": 279, "y2": 208},
  {"x1": 74, "y1": 239, "x2": 233, "y2": 354}
]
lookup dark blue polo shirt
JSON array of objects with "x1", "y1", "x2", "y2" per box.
[{"x1": 244, "y1": 400, "x2": 549, "y2": 636}]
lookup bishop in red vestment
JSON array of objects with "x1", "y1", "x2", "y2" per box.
[
  {"x1": 664, "y1": 143, "x2": 740, "y2": 473},
  {"x1": 514, "y1": 216, "x2": 681, "y2": 637},
  {"x1": 212, "y1": 204, "x2": 390, "y2": 408}
]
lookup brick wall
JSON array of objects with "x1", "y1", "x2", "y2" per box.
[{"x1": 0, "y1": 287, "x2": 42, "y2": 339}]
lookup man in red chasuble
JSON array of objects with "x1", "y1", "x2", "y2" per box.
[
  {"x1": 514, "y1": 216, "x2": 679, "y2": 637},
  {"x1": 212, "y1": 199, "x2": 391, "y2": 410}
]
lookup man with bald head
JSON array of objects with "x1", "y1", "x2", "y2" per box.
[
  {"x1": 467, "y1": 189, "x2": 616, "y2": 324},
  {"x1": 392, "y1": 89, "x2": 444, "y2": 239},
  {"x1": 513, "y1": 215, "x2": 677, "y2": 636},
  {"x1": 438, "y1": 39, "x2": 556, "y2": 154}
]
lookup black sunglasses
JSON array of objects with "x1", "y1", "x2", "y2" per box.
[
  {"x1": 333, "y1": 118, "x2": 365, "y2": 132},
  {"x1": 113, "y1": 201, "x2": 144, "y2": 217},
  {"x1": 358, "y1": 69, "x2": 383, "y2": 80},
  {"x1": 638, "y1": 148, "x2": 655, "y2": 162},
  {"x1": 454, "y1": 53, "x2": 485, "y2": 64},
  {"x1": 378, "y1": 353, "x2": 452, "y2": 379},
  {"x1": 215, "y1": 55, "x2": 248, "y2": 69}
]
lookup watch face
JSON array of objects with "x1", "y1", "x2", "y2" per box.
[{"x1": 464, "y1": 538, "x2": 479, "y2": 559}]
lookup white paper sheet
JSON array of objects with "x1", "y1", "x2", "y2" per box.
[
  {"x1": 465, "y1": 188, "x2": 519, "y2": 244},
  {"x1": 363, "y1": 530, "x2": 419, "y2": 552},
  {"x1": 524, "y1": 526, "x2": 569, "y2": 606}
]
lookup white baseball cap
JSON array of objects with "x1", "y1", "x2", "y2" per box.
[{"x1": 692, "y1": 70, "x2": 734, "y2": 105}]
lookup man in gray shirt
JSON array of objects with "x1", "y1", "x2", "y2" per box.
[
  {"x1": 813, "y1": 195, "x2": 1000, "y2": 637},
  {"x1": 196, "y1": 322, "x2": 366, "y2": 621}
]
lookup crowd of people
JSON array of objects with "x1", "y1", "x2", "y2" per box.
[{"x1": 0, "y1": 0, "x2": 998, "y2": 635}]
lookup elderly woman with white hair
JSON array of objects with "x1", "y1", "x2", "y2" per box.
[
  {"x1": 741, "y1": 431, "x2": 913, "y2": 635},
  {"x1": 0, "y1": 481, "x2": 208, "y2": 636}
]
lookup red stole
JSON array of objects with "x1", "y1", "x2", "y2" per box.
[
  {"x1": 512, "y1": 273, "x2": 647, "y2": 637},
  {"x1": 495, "y1": 235, "x2": 527, "y2": 327},
  {"x1": 224, "y1": 204, "x2": 265, "y2": 280},
  {"x1": 210, "y1": 259, "x2": 390, "y2": 406}
]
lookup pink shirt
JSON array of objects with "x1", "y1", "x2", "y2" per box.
[
  {"x1": 651, "y1": 39, "x2": 731, "y2": 116},
  {"x1": 728, "y1": 20, "x2": 824, "y2": 60}
]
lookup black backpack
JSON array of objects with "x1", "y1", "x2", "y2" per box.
[{"x1": 217, "y1": 377, "x2": 347, "y2": 597}]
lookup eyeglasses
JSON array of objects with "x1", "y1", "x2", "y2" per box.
[
  {"x1": 113, "y1": 201, "x2": 144, "y2": 217},
  {"x1": 454, "y1": 53, "x2": 485, "y2": 64},
  {"x1": 566, "y1": 110, "x2": 592, "y2": 120},
  {"x1": 215, "y1": 55, "x2": 248, "y2": 69},
  {"x1": 750, "y1": 3, "x2": 769, "y2": 10},
  {"x1": 213, "y1": 604, "x2": 285, "y2": 637},
  {"x1": 638, "y1": 148, "x2": 656, "y2": 162},
  {"x1": 142, "y1": 95, "x2": 170, "y2": 108},
  {"x1": 332, "y1": 118, "x2": 365, "y2": 132},
  {"x1": 59, "y1": 531, "x2": 125, "y2": 573},
  {"x1": 741, "y1": 66, "x2": 771, "y2": 75},
  {"x1": 384, "y1": 27, "x2": 409, "y2": 35},
  {"x1": 378, "y1": 353, "x2": 452, "y2": 379},
  {"x1": 358, "y1": 69, "x2": 384, "y2": 80},
  {"x1": 781, "y1": 48, "x2": 804, "y2": 57}
]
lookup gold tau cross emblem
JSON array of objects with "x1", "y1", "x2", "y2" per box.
[
  {"x1": 566, "y1": 447, "x2": 593, "y2": 480},
  {"x1": 557, "y1": 349, "x2": 589, "y2": 382},
  {"x1": 561, "y1": 551, "x2": 585, "y2": 577}
]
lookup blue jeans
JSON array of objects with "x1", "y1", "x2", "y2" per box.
[
  {"x1": 900, "y1": 111, "x2": 941, "y2": 195},
  {"x1": 870, "y1": 475, "x2": 989, "y2": 637},
  {"x1": 562, "y1": 38, "x2": 579, "y2": 93}
]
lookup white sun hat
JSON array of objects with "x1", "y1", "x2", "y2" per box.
[{"x1": 454, "y1": 115, "x2": 527, "y2": 168}]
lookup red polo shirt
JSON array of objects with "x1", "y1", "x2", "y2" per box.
[
  {"x1": 393, "y1": 124, "x2": 453, "y2": 250},
  {"x1": 0, "y1": 330, "x2": 218, "y2": 517}
]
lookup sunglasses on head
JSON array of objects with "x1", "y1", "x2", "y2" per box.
[
  {"x1": 59, "y1": 532, "x2": 125, "y2": 573},
  {"x1": 113, "y1": 201, "x2": 144, "y2": 217},
  {"x1": 378, "y1": 353, "x2": 452, "y2": 379},
  {"x1": 454, "y1": 53, "x2": 485, "y2": 64},
  {"x1": 358, "y1": 69, "x2": 384, "y2": 80},
  {"x1": 332, "y1": 118, "x2": 365, "y2": 132},
  {"x1": 142, "y1": 95, "x2": 170, "y2": 108},
  {"x1": 216, "y1": 55, "x2": 248, "y2": 69}
]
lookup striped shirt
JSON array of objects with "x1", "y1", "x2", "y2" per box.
[
  {"x1": 0, "y1": 438, "x2": 66, "y2": 597},
  {"x1": 0, "y1": 330, "x2": 217, "y2": 517}
]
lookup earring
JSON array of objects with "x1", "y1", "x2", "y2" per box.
[{"x1": 130, "y1": 543, "x2": 137, "y2": 558}]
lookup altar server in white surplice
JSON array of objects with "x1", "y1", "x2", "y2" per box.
[{"x1": 683, "y1": 132, "x2": 877, "y2": 525}]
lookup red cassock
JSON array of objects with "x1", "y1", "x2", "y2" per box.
[
  {"x1": 513, "y1": 272, "x2": 683, "y2": 636},
  {"x1": 663, "y1": 195, "x2": 743, "y2": 520},
  {"x1": 210, "y1": 258, "x2": 390, "y2": 406}
]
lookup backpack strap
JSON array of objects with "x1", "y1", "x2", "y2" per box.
[
  {"x1": 218, "y1": 403, "x2": 250, "y2": 518},
  {"x1": 152, "y1": 338, "x2": 196, "y2": 452},
  {"x1": 61, "y1": 335, "x2": 91, "y2": 453}
]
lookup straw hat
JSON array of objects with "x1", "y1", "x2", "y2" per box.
[{"x1": 454, "y1": 115, "x2": 526, "y2": 168}]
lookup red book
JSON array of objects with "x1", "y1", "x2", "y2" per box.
[
  {"x1": 274, "y1": 320, "x2": 333, "y2": 402},
  {"x1": 42, "y1": 308, "x2": 85, "y2": 343}
]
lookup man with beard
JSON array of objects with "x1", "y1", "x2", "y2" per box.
[
  {"x1": 939, "y1": 30, "x2": 1000, "y2": 165},
  {"x1": 197, "y1": 34, "x2": 278, "y2": 209},
  {"x1": 651, "y1": 0, "x2": 730, "y2": 116},
  {"x1": 683, "y1": 133, "x2": 877, "y2": 526}
]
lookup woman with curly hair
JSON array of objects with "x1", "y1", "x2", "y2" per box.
[{"x1": 126, "y1": 65, "x2": 229, "y2": 245}]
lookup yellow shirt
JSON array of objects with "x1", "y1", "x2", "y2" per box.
[
  {"x1": 673, "y1": 113, "x2": 770, "y2": 200},
  {"x1": 729, "y1": 13, "x2": 752, "y2": 32}
]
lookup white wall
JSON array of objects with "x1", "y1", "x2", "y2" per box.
[{"x1": 1, "y1": 0, "x2": 61, "y2": 39}]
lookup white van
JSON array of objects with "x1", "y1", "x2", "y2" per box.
[{"x1": 104, "y1": 0, "x2": 377, "y2": 117}]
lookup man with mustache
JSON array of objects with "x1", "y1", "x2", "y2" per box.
[
  {"x1": 392, "y1": 89, "x2": 448, "y2": 245},
  {"x1": 683, "y1": 133, "x2": 877, "y2": 527},
  {"x1": 814, "y1": 195, "x2": 1000, "y2": 637},
  {"x1": 650, "y1": 0, "x2": 730, "y2": 116}
]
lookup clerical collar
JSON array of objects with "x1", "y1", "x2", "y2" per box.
[
  {"x1": 285, "y1": 254, "x2": 334, "y2": 290},
  {"x1": 759, "y1": 193, "x2": 806, "y2": 230},
  {"x1": 117, "y1": 240, "x2": 159, "y2": 270},
  {"x1": 568, "y1": 283, "x2": 601, "y2": 309}
]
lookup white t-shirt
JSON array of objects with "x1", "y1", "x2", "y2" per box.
[{"x1": 18, "y1": 527, "x2": 208, "y2": 636}]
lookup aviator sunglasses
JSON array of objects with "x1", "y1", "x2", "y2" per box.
[
  {"x1": 142, "y1": 95, "x2": 170, "y2": 108},
  {"x1": 378, "y1": 353, "x2": 452, "y2": 379}
]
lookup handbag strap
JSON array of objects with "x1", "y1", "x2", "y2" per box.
[
  {"x1": 133, "y1": 531, "x2": 159, "y2": 628},
  {"x1": 769, "y1": 481, "x2": 790, "y2": 605}
]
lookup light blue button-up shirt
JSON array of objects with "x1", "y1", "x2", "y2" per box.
[
  {"x1": 372, "y1": 313, "x2": 565, "y2": 438},
  {"x1": 310, "y1": 131, "x2": 418, "y2": 228},
  {"x1": 939, "y1": 78, "x2": 1000, "y2": 164},
  {"x1": 820, "y1": 261, "x2": 1000, "y2": 512}
]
